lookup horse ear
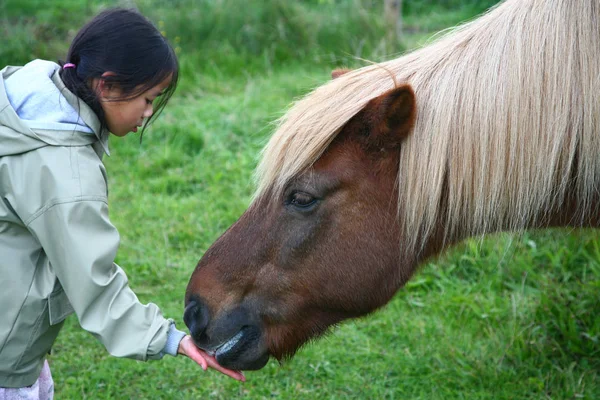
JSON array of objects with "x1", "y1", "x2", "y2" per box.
[
  {"x1": 361, "y1": 84, "x2": 416, "y2": 148},
  {"x1": 331, "y1": 68, "x2": 352, "y2": 79}
]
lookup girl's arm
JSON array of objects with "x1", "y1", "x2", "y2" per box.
[{"x1": 28, "y1": 199, "x2": 243, "y2": 381}]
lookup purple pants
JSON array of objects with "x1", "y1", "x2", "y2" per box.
[{"x1": 0, "y1": 360, "x2": 54, "y2": 400}]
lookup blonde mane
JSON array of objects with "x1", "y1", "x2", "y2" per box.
[{"x1": 255, "y1": 0, "x2": 600, "y2": 252}]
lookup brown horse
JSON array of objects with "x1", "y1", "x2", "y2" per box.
[{"x1": 184, "y1": 0, "x2": 600, "y2": 370}]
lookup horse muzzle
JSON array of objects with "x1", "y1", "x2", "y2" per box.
[{"x1": 183, "y1": 296, "x2": 270, "y2": 370}]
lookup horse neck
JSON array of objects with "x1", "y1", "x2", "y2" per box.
[
  {"x1": 412, "y1": 192, "x2": 599, "y2": 267},
  {"x1": 394, "y1": 0, "x2": 600, "y2": 257}
]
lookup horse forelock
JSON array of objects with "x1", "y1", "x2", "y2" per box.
[
  {"x1": 253, "y1": 66, "x2": 397, "y2": 199},
  {"x1": 255, "y1": 0, "x2": 600, "y2": 254}
]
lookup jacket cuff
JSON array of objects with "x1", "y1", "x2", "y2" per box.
[{"x1": 160, "y1": 321, "x2": 187, "y2": 358}]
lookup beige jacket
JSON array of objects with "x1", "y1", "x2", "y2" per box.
[{"x1": 0, "y1": 60, "x2": 184, "y2": 388}]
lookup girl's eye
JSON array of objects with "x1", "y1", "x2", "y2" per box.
[
  {"x1": 146, "y1": 99, "x2": 153, "y2": 105},
  {"x1": 287, "y1": 192, "x2": 318, "y2": 210}
]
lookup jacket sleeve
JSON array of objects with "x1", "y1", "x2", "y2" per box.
[{"x1": 27, "y1": 198, "x2": 172, "y2": 361}]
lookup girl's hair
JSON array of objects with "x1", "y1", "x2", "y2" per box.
[{"x1": 59, "y1": 8, "x2": 179, "y2": 137}]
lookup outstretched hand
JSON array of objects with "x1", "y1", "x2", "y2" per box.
[{"x1": 178, "y1": 335, "x2": 246, "y2": 382}]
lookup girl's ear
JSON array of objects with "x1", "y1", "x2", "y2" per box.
[{"x1": 94, "y1": 71, "x2": 118, "y2": 101}]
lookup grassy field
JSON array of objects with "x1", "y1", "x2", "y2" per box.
[{"x1": 2, "y1": 0, "x2": 599, "y2": 399}]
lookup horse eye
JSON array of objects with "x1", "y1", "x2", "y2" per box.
[{"x1": 287, "y1": 192, "x2": 318, "y2": 210}]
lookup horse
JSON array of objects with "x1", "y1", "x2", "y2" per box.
[{"x1": 184, "y1": 0, "x2": 600, "y2": 371}]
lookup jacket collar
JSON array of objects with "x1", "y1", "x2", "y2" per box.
[{"x1": 49, "y1": 67, "x2": 110, "y2": 156}]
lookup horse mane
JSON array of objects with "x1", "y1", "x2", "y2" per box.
[{"x1": 255, "y1": 0, "x2": 600, "y2": 253}]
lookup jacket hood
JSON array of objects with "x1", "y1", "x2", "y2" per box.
[{"x1": 0, "y1": 60, "x2": 109, "y2": 157}]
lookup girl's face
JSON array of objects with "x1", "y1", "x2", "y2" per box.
[{"x1": 98, "y1": 75, "x2": 172, "y2": 137}]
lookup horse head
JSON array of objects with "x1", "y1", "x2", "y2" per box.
[{"x1": 184, "y1": 82, "x2": 418, "y2": 370}]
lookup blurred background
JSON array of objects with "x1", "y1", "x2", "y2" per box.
[
  {"x1": 1, "y1": 0, "x2": 500, "y2": 72},
  {"x1": 2, "y1": 1, "x2": 599, "y2": 399}
]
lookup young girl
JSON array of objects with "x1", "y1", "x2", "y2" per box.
[{"x1": 0, "y1": 8, "x2": 244, "y2": 399}]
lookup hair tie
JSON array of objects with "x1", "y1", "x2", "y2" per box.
[{"x1": 63, "y1": 63, "x2": 76, "y2": 69}]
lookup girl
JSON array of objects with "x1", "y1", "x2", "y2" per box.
[{"x1": 0, "y1": 8, "x2": 244, "y2": 399}]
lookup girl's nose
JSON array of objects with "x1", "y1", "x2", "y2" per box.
[{"x1": 143, "y1": 104, "x2": 153, "y2": 118}]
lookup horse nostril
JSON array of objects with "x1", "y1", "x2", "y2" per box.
[{"x1": 183, "y1": 297, "x2": 209, "y2": 340}]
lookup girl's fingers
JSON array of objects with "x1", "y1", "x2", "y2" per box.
[
  {"x1": 178, "y1": 335, "x2": 246, "y2": 381},
  {"x1": 199, "y1": 351, "x2": 246, "y2": 382},
  {"x1": 178, "y1": 336, "x2": 207, "y2": 370}
]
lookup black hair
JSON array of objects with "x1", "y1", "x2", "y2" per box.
[{"x1": 59, "y1": 8, "x2": 179, "y2": 137}]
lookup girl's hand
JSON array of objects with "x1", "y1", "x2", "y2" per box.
[{"x1": 177, "y1": 335, "x2": 246, "y2": 382}]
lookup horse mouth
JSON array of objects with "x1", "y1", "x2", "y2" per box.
[
  {"x1": 202, "y1": 330, "x2": 243, "y2": 357},
  {"x1": 198, "y1": 325, "x2": 269, "y2": 370}
]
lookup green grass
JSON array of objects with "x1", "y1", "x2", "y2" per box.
[{"x1": 3, "y1": 1, "x2": 599, "y2": 399}]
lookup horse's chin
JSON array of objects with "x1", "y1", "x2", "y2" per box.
[{"x1": 199, "y1": 325, "x2": 270, "y2": 371}]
